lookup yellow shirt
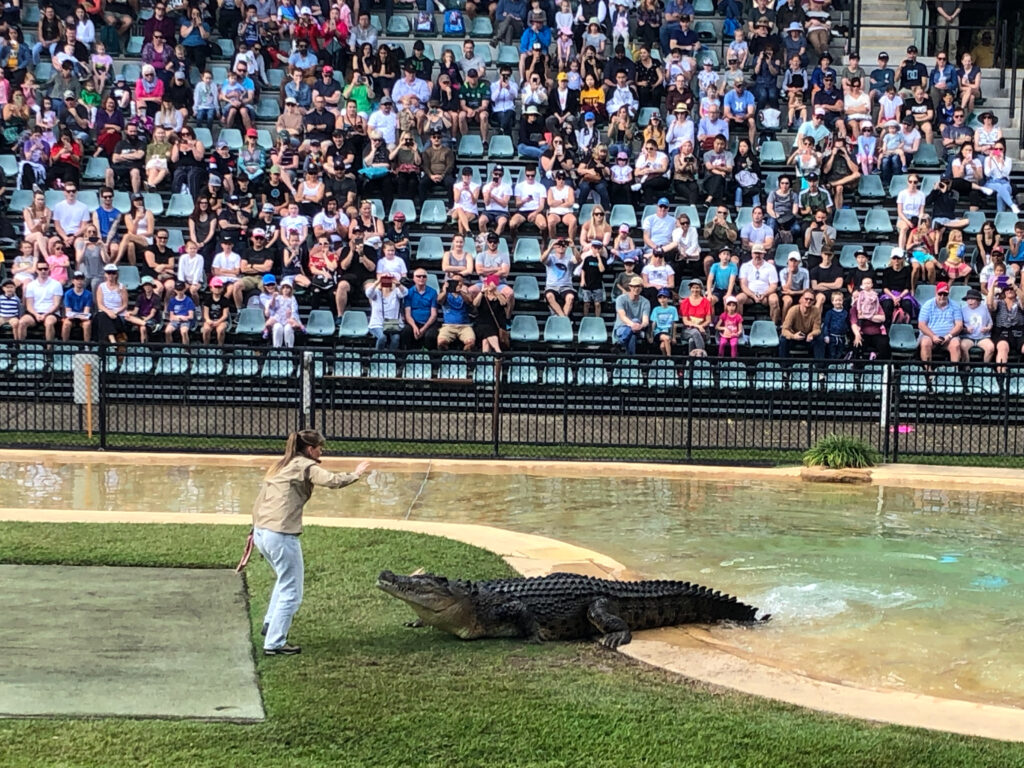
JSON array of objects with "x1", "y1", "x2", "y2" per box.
[{"x1": 251, "y1": 456, "x2": 359, "y2": 535}]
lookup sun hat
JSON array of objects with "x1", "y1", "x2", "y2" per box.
[{"x1": 629, "y1": 276, "x2": 644, "y2": 286}]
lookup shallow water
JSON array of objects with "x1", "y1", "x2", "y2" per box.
[{"x1": 5, "y1": 460, "x2": 1024, "y2": 708}]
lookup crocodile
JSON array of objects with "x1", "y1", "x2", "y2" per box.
[{"x1": 377, "y1": 570, "x2": 768, "y2": 648}]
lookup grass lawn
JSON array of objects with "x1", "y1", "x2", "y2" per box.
[{"x1": 2, "y1": 522, "x2": 1024, "y2": 768}]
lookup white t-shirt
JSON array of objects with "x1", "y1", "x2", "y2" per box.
[
  {"x1": 52, "y1": 200, "x2": 91, "y2": 237},
  {"x1": 514, "y1": 180, "x2": 546, "y2": 212},
  {"x1": 739, "y1": 260, "x2": 779, "y2": 294},
  {"x1": 642, "y1": 262, "x2": 674, "y2": 287},
  {"x1": 367, "y1": 109, "x2": 398, "y2": 145},
  {"x1": 280, "y1": 213, "x2": 309, "y2": 236},
  {"x1": 312, "y1": 211, "x2": 340, "y2": 235},
  {"x1": 453, "y1": 180, "x2": 480, "y2": 214},
  {"x1": 896, "y1": 188, "x2": 926, "y2": 219},
  {"x1": 212, "y1": 251, "x2": 242, "y2": 282},
  {"x1": 483, "y1": 181, "x2": 512, "y2": 213},
  {"x1": 25, "y1": 277, "x2": 64, "y2": 314},
  {"x1": 376, "y1": 255, "x2": 408, "y2": 279}
]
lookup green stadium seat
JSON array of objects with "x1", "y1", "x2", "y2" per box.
[
  {"x1": 51, "y1": 344, "x2": 75, "y2": 374},
  {"x1": 389, "y1": 198, "x2": 417, "y2": 223},
  {"x1": 457, "y1": 135, "x2": 484, "y2": 159},
  {"x1": 143, "y1": 192, "x2": 164, "y2": 217},
  {"x1": 267, "y1": 69, "x2": 285, "y2": 88},
  {"x1": 833, "y1": 208, "x2": 860, "y2": 235},
  {"x1": 369, "y1": 198, "x2": 385, "y2": 219},
  {"x1": 488, "y1": 135, "x2": 514, "y2": 159},
  {"x1": 34, "y1": 62, "x2": 52, "y2": 81},
  {"x1": 609, "y1": 205, "x2": 637, "y2": 228},
  {"x1": 219, "y1": 129, "x2": 243, "y2": 151},
  {"x1": 210, "y1": 66, "x2": 228, "y2": 83},
  {"x1": 949, "y1": 284, "x2": 970, "y2": 304},
  {"x1": 694, "y1": 0, "x2": 714, "y2": 13},
  {"x1": 497, "y1": 45, "x2": 519, "y2": 66},
  {"x1": 864, "y1": 208, "x2": 894, "y2": 237},
  {"x1": 23, "y1": 4, "x2": 39, "y2": 23},
  {"x1": 126, "y1": 35, "x2": 144, "y2": 55},
  {"x1": 8, "y1": 190, "x2": 32, "y2": 211},
  {"x1": 914, "y1": 284, "x2": 936, "y2": 305},
  {"x1": 234, "y1": 307, "x2": 265, "y2": 338},
  {"x1": 825, "y1": 367, "x2": 857, "y2": 393},
  {"x1": 513, "y1": 237, "x2": 542, "y2": 264},
  {"x1": 338, "y1": 310, "x2": 369, "y2": 341},
  {"x1": 577, "y1": 357, "x2": 608, "y2": 387},
  {"x1": 861, "y1": 364, "x2": 886, "y2": 393},
  {"x1": 194, "y1": 127, "x2": 214, "y2": 147},
  {"x1": 694, "y1": 20, "x2": 716, "y2": 42},
  {"x1": 117, "y1": 265, "x2": 140, "y2": 291},
  {"x1": 116, "y1": 349, "x2": 153, "y2": 376},
  {"x1": 305, "y1": 310, "x2": 336, "y2": 340},
  {"x1": 963, "y1": 211, "x2": 986, "y2": 236},
  {"x1": 420, "y1": 200, "x2": 448, "y2": 225},
  {"x1": 512, "y1": 275, "x2": 540, "y2": 302},
  {"x1": 911, "y1": 143, "x2": 942, "y2": 169},
  {"x1": 332, "y1": 352, "x2": 362, "y2": 377},
  {"x1": 505, "y1": 355, "x2": 539, "y2": 384},
  {"x1": 694, "y1": 48, "x2": 718, "y2": 68},
  {"x1": 399, "y1": 352, "x2": 431, "y2": 380},
  {"x1": 368, "y1": 352, "x2": 398, "y2": 378},
  {"x1": 889, "y1": 323, "x2": 918, "y2": 357},
  {"x1": 255, "y1": 95, "x2": 281, "y2": 120},
  {"x1": 612, "y1": 358, "x2": 642, "y2": 387},
  {"x1": 416, "y1": 235, "x2": 444, "y2": 262},
  {"x1": 758, "y1": 140, "x2": 786, "y2": 165},
  {"x1": 13, "y1": 350, "x2": 46, "y2": 374},
  {"x1": 718, "y1": 360, "x2": 749, "y2": 389},
  {"x1": 1008, "y1": 373, "x2": 1024, "y2": 397},
  {"x1": 473, "y1": 354, "x2": 498, "y2": 384},
  {"x1": 540, "y1": 356, "x2": 570, "y2": 386},
  {"x1": 888, "y1": 175, "x2": 908, "y2": 199},
  {"x1": 165, "y1": 193, "x2": 195, "y2": 217},
  {"x1": 897, "y1": 363, "x2": 929, "y2": 394},
  {"x1": 78, "y1": 190, "x2": 99, "y2": 210},
  {"x1": 386, "y1": 14, "x2": 411, "y2": 34},
  {"x1": 647, "y1": 358, "x2": 679, "y2": 388},
  {"x1": 689, "y1": 358, "x2": 714, "y2": 388},
  {"x1": 82, "y1": 156, "x2": 109, "y2": 182},
  {"x1": 510, "y1": 314, "x2": 540, "y2": 343},
  {"x1": 112, "y1": 191, "x2": 131, "y2": 213},
  {"x1": 919, "y1": 174, "x2": 939, "y2": 196},
  {"x1": 44, "y1": 190, "x2": 62, "y2": 209},
  {"x1": 165, "y1": 230, "x2": 185, "y2": 251},
  {"x1": 858, "y1": 174, "x2": 886, "y2": 201},
  {"x1": 192, "y1": 348, "x2": 225, "y2": 377},
  {"x1": 734, "y1": 206, "x2": 753, "y2": 229},
  {"x1": 839, "y1": 244, "x2": 862, "y2": 270},
  {"x1": 438, "y1": 353, "x2": 469, "y2": 380},
  {"x1": 786, "y1": 363, "x2": 815, "y2": 391},
  {"x1": 470, "y1": 16, "x2": 493, "y2": 37},
  {"x1": 154, "y1": 350, "x2": 190, "y2": 376},
  {"x1": 577, "y1": 316, "x2": 607, "y2": 346},
  {"x1": 995, "y1": 212, "x2": 1017, "y2": 237},
  {"x1": 260, "y1": 351, "x2": 295, "y2": 378},
  {"x1": 542, "y1": 315, "x2": 573, "y2": 344},
  {"x1": 748, "y1": 319, "x2": 779, "y2": 351},
  {"x1": 967, "y1": 369, "x2": 1000, "y2": 396},
  {"x1": 931, "y1": 366, "x2": 962, "y2": 396}
]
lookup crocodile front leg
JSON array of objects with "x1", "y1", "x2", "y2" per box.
[{"x1": 587, "y1": 598, "x2": 632, "y2": 648}]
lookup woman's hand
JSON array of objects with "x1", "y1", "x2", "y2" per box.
[{"x1": 353, "y1": 460, "x2": 370, "y2": 477}]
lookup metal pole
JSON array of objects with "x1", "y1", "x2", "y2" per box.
[
  {"x1": 301, "y1": 351, "x2": 312, "y2": 430},
  {"x1": 919, "y1": 0, "x2": 927, "y2": 56},
  {"x1": 999, "y1": 19, "x2": 1007, "y2": 91},
  {"x1": 1012, "y1": 36, "x2": 1019, "y2": 122},
  {"x1": 84, "y1": 363, "x2": 93, "y2": 440},
  {"x1": 880, "y1": 362, "x2": 890, "y2": 460},
  {"x1": 490, "y1": 355, "x2": 502, "y2": 458},
  {"x1": 685, "y1": 360, "x2": 693, "y2": 461},
  {"x1": 97, "y1": 344, "x2": 107, "y2": 450}
]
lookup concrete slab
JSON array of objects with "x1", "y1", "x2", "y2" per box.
[{"x1": 0, "y1": 565, "x2": 263, "y2": 721}]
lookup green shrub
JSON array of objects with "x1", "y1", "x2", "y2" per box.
[{"x1": 802, "y1": 434, "x2": 880, "y2": 469}]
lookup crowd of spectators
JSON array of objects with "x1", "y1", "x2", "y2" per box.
[{"x1": 0, "y1": 0, "x2": 1020, "y2": 368}]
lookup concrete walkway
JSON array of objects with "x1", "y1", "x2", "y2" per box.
[{"x1": 0, "y1": 564, "x2": 263, "y2": 721}]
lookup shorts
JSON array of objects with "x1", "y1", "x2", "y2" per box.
[
  {"x1": 481, "y1": 211, "x2": 508, "y2": 226},
  {"x1": 167, "y1": 320, "x2": 194, "y2": 330},
  {"x1": 0, "y1": 315, "x2": 19, "y2": 327},
  {"x1": 910, "y1": 251, "x2": 935, "y2": 265},
  {"x1": 222, "y1": 104, "x2": 255, "y2": 116},
  {"x1": 240, "y1": 275, "x2": 266, "y2": 291},
  {"x1": 544, "y1": 287, "x2": 577, "y2": 300},
  {"x1": 654, "y1": 330, "x2": 673, "y2": 340},
  {"x1": 579, "y1": 288, "x2": 605, "y2": 303},
  {"x1": 438, "y1": 323, "x2": 475, "y2": 345}
]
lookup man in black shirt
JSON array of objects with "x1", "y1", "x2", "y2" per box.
[
  {"x1": 201, "y1": 277, "x2": 233, "y2": 344},
  {"x1": 238, "y1": 229, "x2": 276, "y2": 294},
  {"x1": 406, "y1": 40, "x2": 433, "y2": 82},
  {"x1": 143, "y1": 227, "x2": 178, "y2": 300},
  {"x1": 303, "y1": 94, "x2": 333, "y2": 145},
  {"x1": 897, "y1": 45, "x2": 927, "y2": 99},
  {"x1": 108, "y1": 120, "x2": 147, "y2": 194},
  {"x1": 336, "y1": 227, "x2": 378, "y2": 315},
  {"x1": 262, "y1": 165, "x2": 294, "y2": 213},
  {"x1": 218, "y1": 195, "x2": 250, "y2": 243},
  {"x1": 312, "y1": 66, "x2": 342, "y2": 113}
]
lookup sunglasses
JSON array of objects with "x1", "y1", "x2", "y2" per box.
[{"x1": 594, "y1": 212, "x2": 604, "y2": 217}]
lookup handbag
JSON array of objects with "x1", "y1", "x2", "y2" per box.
[{"x1": 382, "y1": 319, "x2": 401, "y2": 333}]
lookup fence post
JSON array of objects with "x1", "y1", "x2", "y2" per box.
[
  {"x1": 880, "y1": 362, "x2": 891, "y2": 461},
  {"x1": 301, "y1": 351, "x2": 313, "y2": 430},
  {"x1": 491, "y1": 355, "x2": 502, "y2": 458},
  {"x1": 890, "y1": 362, "x2": 900, "y2": 463},
  {"x1": 97, "y1": 343, "x2": 108, "y2": 450},
  {"x1": 685, "y1": 359, "x2": 694, "y2": 460}
]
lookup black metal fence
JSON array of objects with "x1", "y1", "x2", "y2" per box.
[{"x1": 2, "y1": 340, "x2": 1023, "y2": 465}]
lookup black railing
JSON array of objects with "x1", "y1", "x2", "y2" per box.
[{"x1": 3, "y1": 340, "x2": 1024, "y2": 466}]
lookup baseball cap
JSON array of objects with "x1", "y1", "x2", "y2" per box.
[
  {"x1": 878, "y1": 51, "x2": 889, "y2": 59},
  {"x1": 216, "y1": 140, "x2": 229, "y2": 149},
  {"x1": 788, "y1": 253, "x2": 801, "y2": 261},
  {"x1": 617, "y1": 151, "x2": 628, "y2": 159},
  {"x1": 657, "y1": 197, "x2": 671, "y2": 206},
  {"x1": 688, "y1": 278, "x2": 703, "y2": 287},
  {"x1": 936, "y1": 281, "x2": 950, "y2": 294},
  {"x1": 413, "y1": 40, "x2": 425, "y2": 50},
  {"x1": 751, "y1": 244, "x2": 766, "y2": 253},
  {"x1": 805, "y1": 171, "x2": 819, "y2": 180},
  {"x1": 622, "y1": 253, "x2": 638, "y2": 263},
  {"x1": 103, "y1": 263, "x2": 118, "y2": 273},
  {"x1": 246, "y1": 128, "x2": 258, "y2": 137},
  {"x1": 72, "y1": 270, "x2": 85, "y2": 278},
  {"x1": 394, "y1": 211, "x2": 406, "y2": 221},
  {"x1": 175, "y1": 70, "x2": 186, "y2": 79},
  {"x1": 284, "y1": 96, "x2": 297, "y2": 105},
  {"x1": 467, "y1": 68, "x2": 478, "y2": 78},
  {"x1": 174, "y1": 280, "x2": 186, "y2": 291},
  {"x1": 63, "y1": 90, "x2": 75, "y2": 99},
  {"x1": 140, "y1": 275, "x2": 155, "y2": 285},
  {"x1": 557, "y1": 72, "x2": 568, "y2": 81},
  {"x1": 252, "y1": 228, "x2": 267, "y2": 237},
  {"x1": 657, "y1": 288, "x2": 671, "y2": 297},
  {"x1": 814, "y1": 107, "x2": 826, "y2": 116},
  {"x1": 486, "y1": 232, "x2": 499, "y2": 243},
  {"x1": 619, "y1": 224, "x2": 630, "y2": 233},
  {"x1": 209, "y1": 277, "x2": 224, "y2": 288},
  {"x1": 585, "y1": 112, "x2": 595, "y2": 120},
  {"x1": 890, "y1": 248, "x2": 905, "y2": 259},
  {"x1": 262, "y1": 203, "x2": 275, "y2": 212},
  {"x1": 725, "y1": 295, "x2": 738, "y2": 305},
  {"x1": 262, "y1": 274, "x2": 277, "y2": 285},
  {"x1": 380, "y1": 96, "x2": 394, "y2": 105},
  {"x1": 323, "y1": 65, "x2": 334, "y2": 74},
  {"x1": 299, "y1": 5, "x2": 311, "y2": 13}
]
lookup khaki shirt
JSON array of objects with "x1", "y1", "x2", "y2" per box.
[
  {"x1": 782, "y1": 305, "x2": 822, "y2": 339},
  {"x1": 252, "y1": 456, "x2": 359, "y2": 535}
]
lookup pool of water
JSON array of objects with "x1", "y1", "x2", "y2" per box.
[{"x1": 5, "y1": 459, "x2": 1024, "y2": 708}]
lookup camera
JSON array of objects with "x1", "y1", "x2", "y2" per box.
[
  {"x1": 446, "y1": 279, "x2": 459, "y2": 292},
  {"x1": 380, "y1": 275, "x2": 394, "y2": 288}
]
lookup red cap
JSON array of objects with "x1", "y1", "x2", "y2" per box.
[
  {"x1": 323, "y1": 65, "x2": 334, "y2": 74},
  {"x1": 245, "y1": 128, "x2": 258, "y2": 137},
  {"x1": 484, "y1": 274, "x2": 501, "y2": 287},
  {"x1": 935, "y1": 281, "x2": 950, "y2": 293}
]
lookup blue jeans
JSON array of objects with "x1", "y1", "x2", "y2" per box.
[
  {"x1": 614, "y1": 324, "x2": 643, "y2": 355},
  {"x1": 880, "y1": 154, "x2": 902, "y2": 187},
  {"x1": 577, "y1": 180, "x2": 611, "y2": 209},
  {"x1": 195, "y1": 107, "x2": 216, "y2": 127},
  {"x1": 370, "y1": 326, "x2": 401, "y2": 350},
  {"x1": 987, "y1": 177, "x2": 1016, "y2": 212},
  {"x1": 518, "y1": 144, "x2": 544, "y2": 159},
  {"x1": 254, "y1": 527, "x2": 304, "y2": 650}
]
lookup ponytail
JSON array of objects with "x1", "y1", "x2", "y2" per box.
[{"x1": 266, "y1": 429, "x2": 325, "y2": 477}]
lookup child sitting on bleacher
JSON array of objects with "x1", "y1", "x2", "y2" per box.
[
  {"x1": 90, "y1": 42, "x2": 114, "y2": 95},
  {"x1": 650, "y1": 289, "x2": 679, "y2": 357},
  {"x1": 941, "y1": 229, "x2": 972, "y2": 283},
  {"x1": 613, "y1": 254, "x2": 640, "y2": 295},
  {"x1": 728, "y1": 28, "x2": 749, "y2": 70},
  {"x1": 715, "y1": 296, "x2": 743, "y2": 358},
  {"x1": 0, "y1": 279, "x2": 22, "y2": 335},
  {"x1": 821, "y1": 290, "x2": 850, "y2": 359},
  {"x1": 610, "y1": 224, "x2": 642, "y2": 265}
]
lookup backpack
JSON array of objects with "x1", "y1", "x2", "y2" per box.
[
  {"x1": 722, "y1": 17, "x2": 740, "y2": 37},
  {"x1": 443, "y1": 9, "x2": 465, "y2": 35}
]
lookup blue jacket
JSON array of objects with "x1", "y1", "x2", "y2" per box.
[
  {"x1": 495, "y1": 0, "x2": 527, "y2": 23},
  {"x1": 519, "y1": 25, "x2": 551, "y2": 54},
  {"x1": 821, "y1": 308, "x2": 849, "y2": 339}
]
